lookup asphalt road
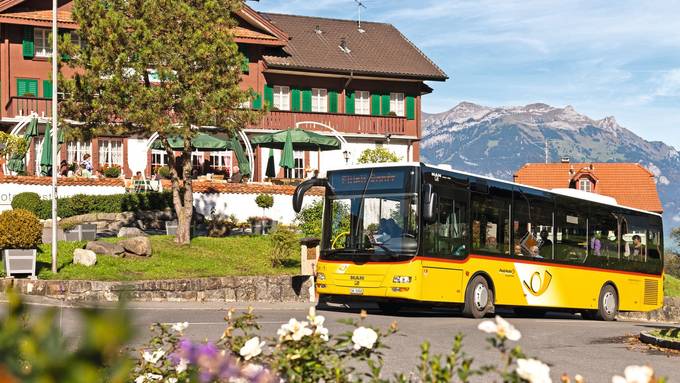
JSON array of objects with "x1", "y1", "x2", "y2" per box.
[{"x1": 1, "y1": 297, "x2": 678, "y2": 382}]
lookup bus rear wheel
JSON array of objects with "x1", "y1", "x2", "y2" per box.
[
  {"x1": 595, "y1": 284, "x2": 618, "y2": 321},
  {"x1": 462, "y1": 275, "x2": 493, "y2": 318}
]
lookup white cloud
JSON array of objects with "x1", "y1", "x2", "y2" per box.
[{"x1": 655, "y1": 68, "x2": 680, "y2": 97}]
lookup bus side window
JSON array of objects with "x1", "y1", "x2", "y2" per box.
[
  {"x1": 555, "y1": 212, "x2": 588, "y2": 264},
  {"x1": 646, "y1": 218, "x2": 663, "y2": 274},
  {"x1": 423, "y1": 197, "x2": 468, "y2": 259},
  {"x1": 587, "y1": 211, "x2": 618, "y2": 265},
  {"x1": 620, "y1": 214, "x2": 647, "y2": 263},
  {"x1": 512, "y1": 187, "x2": 554, "y2": 259},
  {"x1": 472, "y1": 193, "x2": 510, "y2": 255}
]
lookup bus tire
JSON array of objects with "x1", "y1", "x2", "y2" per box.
[
  {"x1": 595, "y1": 284, "x2": 618, "y2": 321},
  {"x1": 462, "y1": 275, "x2": 493, "y2": 318}
]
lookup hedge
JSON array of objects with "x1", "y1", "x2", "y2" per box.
[{"x1": 11, "y1": 192, "x2": 173, "y2": 220}]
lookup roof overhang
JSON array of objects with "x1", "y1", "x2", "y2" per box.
[
  {"x1": 264, "y1": 62, "x2": 448, "y2": 82},
  {"x1": 236, "y1": 5, "x2": 288, "y2": 47}
]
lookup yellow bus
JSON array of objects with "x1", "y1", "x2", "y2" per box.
[{"x1": 293, "y1": 163, "x2": 665, "y2": 320}]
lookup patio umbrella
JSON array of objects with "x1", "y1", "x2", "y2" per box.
[
  {"x1": 249, "y1": 127, "x2": 341, "y2": 151},
  {"x1": 151, "y1": 133, "x2": 230, "y2": 151},
  {"x1": 7, "y1": 117, "x2": 39, "y2": 173},
  {"x1": 279, "y1": 129, "x2": 294, "y2": 169},
  {"x1": 229, "y1": 137, "x2": 250, "y2": 177},
  {"x1": 265, "y1": 148, "x2": 276, "y2": 178},
  {"x1": 40, "y1": 122, "x2": 54, "y2": 176}
]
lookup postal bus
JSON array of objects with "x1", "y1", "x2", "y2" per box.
[{"x1": 292, "y1": 163, "x2": 664, "y2": 320}]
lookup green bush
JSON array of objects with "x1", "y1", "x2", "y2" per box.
[
  {"x1": 157, "y1": 165, "x2": 173, "y2": 179},
  {"x1": 665, "y1": 251, "x2": 680, "y2": 278},
  {"x1": 255, "y1": 194, "x2": 274, "y2": 209},
  {"x1": 102, "y1": 165, "x2": 122, "y2": 178},
  {"x1": 23, "y1": 192, "x2": 174, "y2": 220},
  {"x1": 357, "y1": 147, "x2": 401, "y2": 164},
  {"x1": 269, "y1": 225, "x2": 299, "y2": 267},
  {"x1": 11, "y1": 192, "x2": 49, "y2": 219},
  {"x1": 0, "y1": 209, "x2": 42, "y2": 249}
]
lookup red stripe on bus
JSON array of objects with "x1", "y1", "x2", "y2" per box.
[{"x1": 318, "y1": 254, "x2": 662, "y2": 278}]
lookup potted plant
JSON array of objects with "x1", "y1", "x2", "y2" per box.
[
  {"x1": 102, "y1": 164, "x2": 122, "y2": 178},
  {"x1": 255, "y1": 194, "x2": 274, "y2": 234},
  {"x1": 0, "y1": 209, "x2": 42, "y2": 277},
  {"x1": 62, "y1": 221, "x2": 98, "y2": 241},
  {"x1": 165, "y1": 219, "x2": 178, "y2": 235}
]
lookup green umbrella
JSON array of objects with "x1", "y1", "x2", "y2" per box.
[
  {"x1": 151, "y1": 133, "x2": 230, "y2": 151},
  {"x1": 279, "y1": 129, "x2": 294, "y2": 169},
  {"x1": 7, "y1": 117, "x2": 39, "y2": 173},
  {"x1": 229, "y1": 137, "x2": 250, "y2": 177},
  {"x1": 265, "y1": 148, "x2": 276, "y2": 178},
  {"x1": 40, "y1": 122, "x2": 54, "y2": 176},
  {"x1": 250, "y1": 127, "x2": 340, "y2": 151}
]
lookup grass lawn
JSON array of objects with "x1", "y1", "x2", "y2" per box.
[
  {"x1": 665, "y1": 274, "x2": 680, "y2": 297},
  {"x1": 651, "y1": 327, "x2": 680, "y2": 341},
  {"x1": 30, "y1": 235, "x2": 299, "y2": 281}
]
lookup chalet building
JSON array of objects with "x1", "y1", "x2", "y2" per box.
[
  {"x1": 0, "y1": 0, "x2": 447, "y2": 180},
  {"x1": 514, "y1": 162, "x2": 663, "y2": 213}
]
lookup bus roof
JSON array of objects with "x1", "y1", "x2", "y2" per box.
[{"x1": 323, "y1": 162, "x2": 662, "y2": 217}]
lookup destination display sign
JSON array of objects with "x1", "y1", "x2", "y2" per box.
[{"x1": 329, "y1": 168, "x2": 410, "y2": 193}]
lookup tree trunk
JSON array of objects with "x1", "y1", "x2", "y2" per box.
[{"x1": 165, "y1": 136, "x2": 193, "y2": 245}]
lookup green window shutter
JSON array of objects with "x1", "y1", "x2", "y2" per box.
[
  {"x1": 406, "y1": 96, "x2": 415, "y2": 120},
  {"x1": 17, "y1": 79, "x2": 26, "y2": 97},
  {"x1": 17, "y1": 79, "x2": 37, "y2": 97},
  {"x1": 328, "y1": 91, "x2": 338, "y2": 113},
  {"x1": 43, "y1": 80, "x2": 52, "y2": 98},
  {"x1": 263, "y1": 85, "x2": 273, "y2": 108},
  {"x1": 27, "y1": 80, "x2": 38, "y2": 97},
  {"x1": 302, "y1": 89, "x2": 312, "y2": 112},
  {"x1": 345, "y1": 92, "x2": 355, "y2": 114},
  {"x1": 241, "y1": 56, "x2": 249, "y2": 73},
  {"x1": 22, "y1": 27, "x2": 34, "y2": 59},
  {"x1": 291, "y1": 88, "x2": 301, "y2": 111},
  {"x1": 252, "y1": 93, "x2": 262, "y2": 110},
  {"x1": 370, "y1": 94, "x2": 380, "y2": 116},
  {"x1": 381, "y1": 94, "x2": 390, "y2": 116}
]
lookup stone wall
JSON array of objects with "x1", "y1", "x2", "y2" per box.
[
  {"x1": 617, "y1": 297, "x2": 680, "y2": 323},
  {"x1": 0, "y1": 276, "x2": 313, "y2": 303}
]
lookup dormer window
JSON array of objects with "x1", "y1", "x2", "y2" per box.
[{"x1": 578, "y1": 178, "x2": 592, "y2": 192}]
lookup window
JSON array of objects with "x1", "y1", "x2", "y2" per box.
[
  {"x1": 273, "y1": 86, "x2": 290, "y2": 111},
  {"x1": 209, "y1": 151, "x2": 232, "y2": 174},
  {"x1": 355, "y1": 91, "x2": 370, "y2": 115},
  {"x1": 17, "y1": 78, "x2": 38, "y2": 97},
  {"x1": 424, "y1": 195, "x2": 469, "y2": 259},
  {"x1": 311, "y1": 88, "x2": 327, "y2": 112},
  {"x1": 513, "y1": 187, "x2": 554, "y2": 259},
  {"x1": 554, "y1": 200, "x2": 588, "y2": 263},
  {"x1": 471, "y1": 182, "x2": 511, "y2": 254},
  {"x1": 578, "y1": 178, "x2": 592, "y2": 192},
  {"x1": 98, "y1": 138, "x2": 123, "y2": 168},
  {"x1": 390, "y1": 92, "x2": 405, "y2": 117},
  {"x1": 34, "y1": 28, "x2": 52, "y2": 57},
  {"x1": 67, "y1": 140, "x2": 92, "y2": 164},
  {"x1": 191, "y1": 151, "x2": 203, "y2": 170},
  {"x1": 284, "y1": 151, "x2": 304, "y2": 179},
  {"x1": 587, "y1": 209, "x2": 618, "y2": 264},
  {"x1": 620, "y1": 214, "x2": 648, "y2": 262},
  {"x1": 151, "y1": 150, "x2": 168, "y2": 174}
]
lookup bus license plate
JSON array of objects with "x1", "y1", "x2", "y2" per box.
[{"x1": 350, "y1": 288, "x2": 364, "y2": 295}]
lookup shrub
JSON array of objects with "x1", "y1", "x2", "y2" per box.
[
  {"x1": 269, "y1": 225, "x2": 298, "y2": 267},
  {"x1": 102, "y1": 164, "x2": 122, "y2": 178},
  {"x1": 665, "y1": 250, "x2": 680, "y2": 278},
  {"x1": 0, "y1": 209, "x2": 42, "y2": 249},
  {"x1": 206, "y1": 210, "x2": 238, "y2": 237},
  {"x1": 157, "y1": 165, "x2": 173, "y2": 179},
  {"x1": 357, "y1": 147, "x2": 401, "y2": 164},
  {"x1": 255, "y1": 194, "x2": 274, "y2": 210},
  {"x1": 11, "y1": 192, "x2": 49, "y2": 219}
]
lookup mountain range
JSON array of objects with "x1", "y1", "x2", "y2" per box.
[{"x1": 420, "y1": 102, "x2": 680, "y2": 239}]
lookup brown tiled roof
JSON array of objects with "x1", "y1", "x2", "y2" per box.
[
  {"x1": 234, "y1": 26, "x2": 279, "y2": 41},
  {"x1": 514, "y1": 163, "x2": 663, "y2": 213},
  {"x1": 0, "y1": 9, "x2": 75, "y2": 25},
  {"x1": 260, "y1": 13, "x2": 448, "y2": 81},
  {"x1": 0, "y1": 176, "x2": 124, "y2": 186}
]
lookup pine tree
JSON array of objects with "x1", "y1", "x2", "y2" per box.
[{"x1": 60, "y1": 0, "x2": 261, "y2": 244}]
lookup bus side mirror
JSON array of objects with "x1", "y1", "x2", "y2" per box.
[
  {"x1": 423, "y1": 183, "x2": 437, "y2": 223},
  {"x1": 293, "y1": 177, "x2": 332, "y2": 213}
]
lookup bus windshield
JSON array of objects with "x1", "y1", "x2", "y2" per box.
[{"x1": 322, "y1": 167, "x2": 419, "y2": 260}]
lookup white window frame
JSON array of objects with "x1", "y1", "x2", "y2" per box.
[
  {"x1": 284, "y1": 151, "x2": 305, "y2": 179},
  {"x1": 98, "y1": 138, "x2": 124, "y2": 168},
  {"x1": 67, "y1": 140, "x2": 92, "y2": 164},
  {"x1": 312, "y1": 88, "x2": 327, "y2": 113},
  {"x1": 355, "y1": 91, "x2": 370, "y2": 115},
  {"x1": 273, "y1": 85, "x2": 290, "y2": 111},
  {"x1": 209, "y1": 150, "x2": 232, "y2": 172},
  {"x1": 151, "y1": 149, "x2": 168, "y2": 174},
  {"x1": 390, "y1": 92, "x2": 405, "y2": 117},
  {"x1": 578, "y1": 178, "x2": 592, "y2": 192},
  {"x1": 34, "y1": 28, "x2": 52, "y2": 57},
  {"x1": 191, "y1": 151, "x2": 203, "y2": 169}
]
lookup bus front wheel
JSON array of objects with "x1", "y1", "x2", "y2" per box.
[
  {"x1": 462, "y1": 275, "x2": 493, "y2": 318},
  {"x1": 595, "y1": 284, "x2": 618, "y2": 321}
]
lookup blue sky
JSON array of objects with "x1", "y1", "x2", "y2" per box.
[{"x1": 254, "y1": 0, "x2": 680, "y2": 149}]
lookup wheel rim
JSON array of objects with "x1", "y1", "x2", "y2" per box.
[
  {"x1": 473, "y1": 283, "x2": 488, "y2": 310},
  {"x1": 603, "y1": 291, "x2": 616, "y2": 315}
]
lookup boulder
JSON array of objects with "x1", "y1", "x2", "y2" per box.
[
  {"x1": 85, "y1": 241, "x2": 125, "y2": 257},
  {"x1": 73, "y1": 249, "x2": 97, "y2": 267},
  {"x1": 119, "y1": 236, "x2": 152, "y2": 257},
  {"x1": 117, "y1": 227, "x2": 147, "y2": 238}
]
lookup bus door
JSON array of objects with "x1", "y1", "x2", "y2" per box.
[{"x1": 420, "y1": 179, "x2": 469, "y2": 303}]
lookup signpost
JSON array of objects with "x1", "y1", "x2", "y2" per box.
[{"x1": 51, "y1": 0, "x2": 58, "y2": 274}]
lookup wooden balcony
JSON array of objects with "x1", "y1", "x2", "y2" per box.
[
  {"x1": 4, "y1": 96, "x2": 52, "y2": 118},
  {"x1": 254, "y1": 110, "x2": 410, "y2": 136}
]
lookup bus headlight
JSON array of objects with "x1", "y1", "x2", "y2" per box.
[
  {"x1": 317, "y1": 273, "x2": 326, "y2": 281},
  {"x1": 392, "y1": 276, "x2": 412, "y2": 284}
]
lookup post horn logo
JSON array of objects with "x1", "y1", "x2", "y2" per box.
[{"x1": 523, "y1": 270, "x2": 553, "y2": 296}]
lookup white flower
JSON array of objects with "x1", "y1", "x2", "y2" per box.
[
  {"x1": 171, "y1": 322, "x2": 189, "y2": 333},
  {"x1": 307, "y1": 306, "x2": 329, "y2": 341},
  {"x1": 516, "y1": 358, "x2": 552, "y2": 383},
  {"x1": 239, "y1": 337, "x2": 265, "y2": 361},
  {"x1": 142, "y1": 348, "x2": 165, "y2": 364},
  {"x1": 478, "y1": 316, "x2": 521, "y2": 341},
  {"x1": 175, "y1": 358, "x2": 188, "y2": 373},
  {"x1": 166, "y1": 379, "x2": 178, "y2": 383},
  {"x1": 135, "y1": 376, "x2": 146, "y2": 383},
  {"x1": 352, "y1": 326, "x2": 378, "y2": 350},
  {"x1": 143, "y1": 373, "x2": 163, "y2": 381},
  {"x1": 612, "y1": 365, "x2": 655, "y2": 383},
  {"x1": 277, "y1": 318, "x2": 313, "y2": 341}
]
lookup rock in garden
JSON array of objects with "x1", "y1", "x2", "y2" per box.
[
  {"x1": 119, "y1": 236, "x2": 152, "y2": 257},
  {"x1": 73, "y1": 249, "x2": 97, "y2": 267},
  {"x1": 117, "y1": 227, "x2": 147, "y2": 238},
  {"x1": 85, "y1": 241, "x2": 125, "y2": 257}
]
